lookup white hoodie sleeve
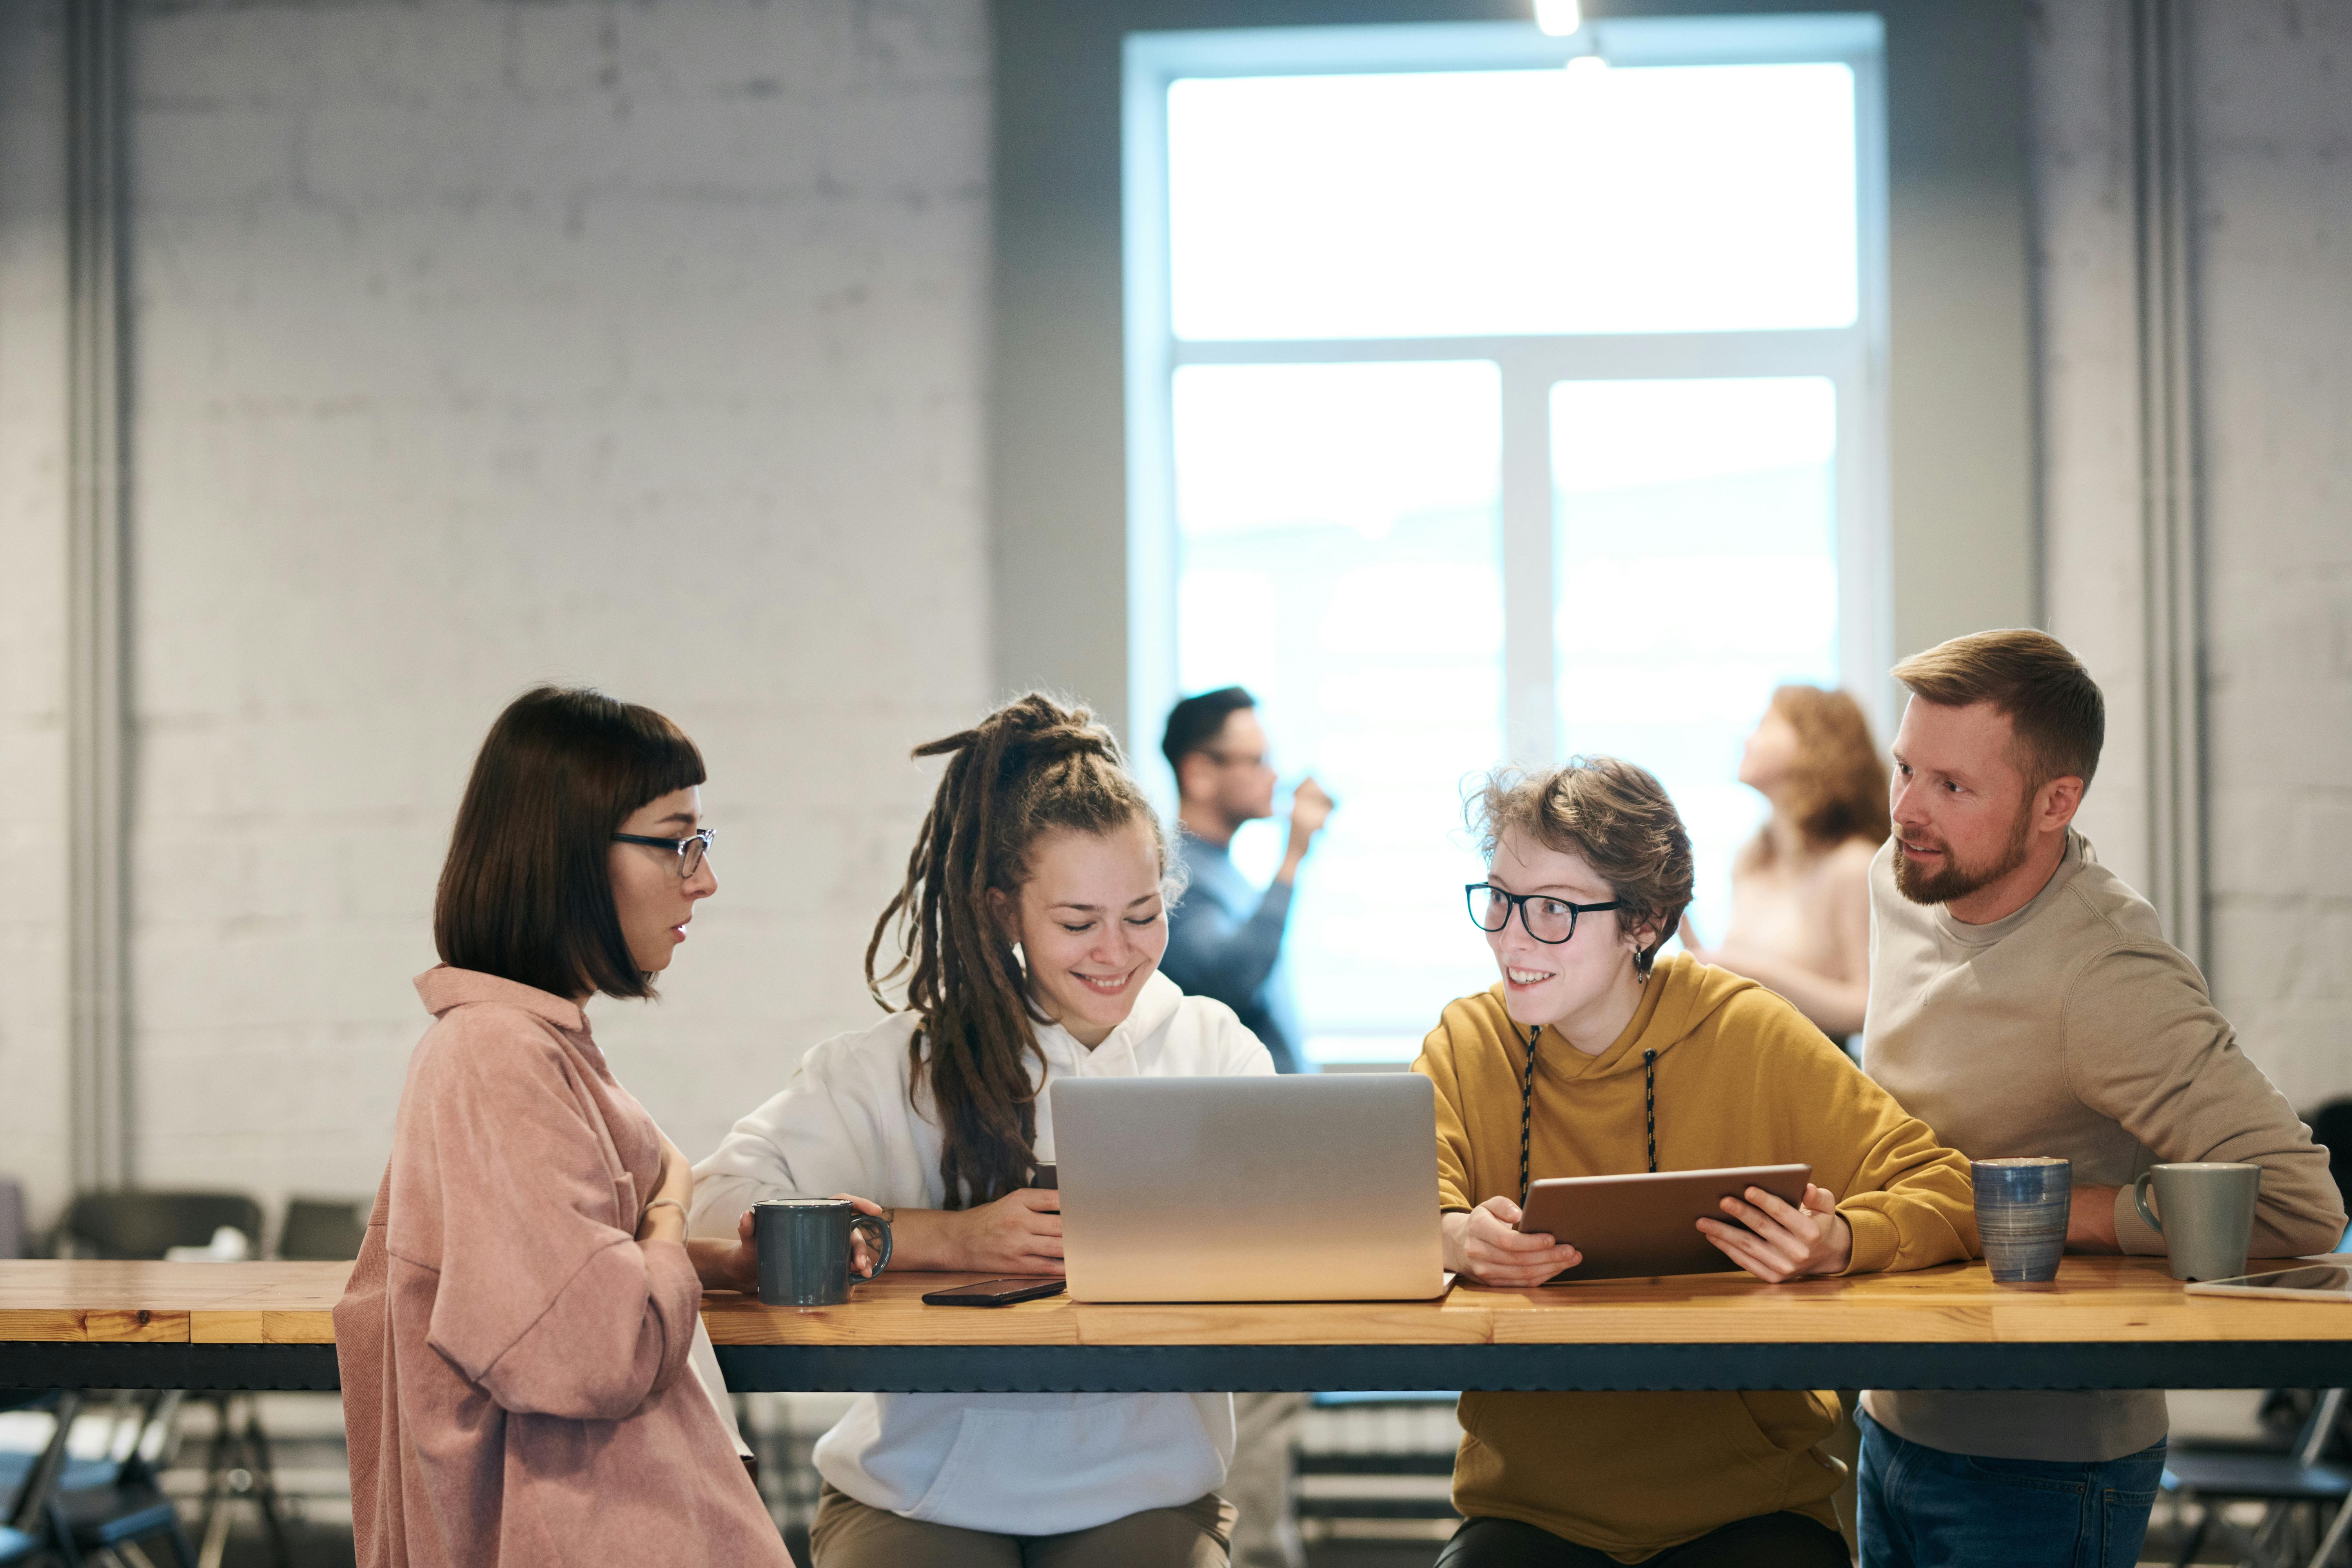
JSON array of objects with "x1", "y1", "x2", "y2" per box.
[{"x1": 689, "y1": 1023, "x2": 934, "y2": 1237}]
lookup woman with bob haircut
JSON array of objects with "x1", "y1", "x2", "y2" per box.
[
  {"x1": 335, "y1": 686, "x2": 788, "y2": 1568},
  {"x1": 1417, "y1": 757, "x2": 1975, "y2": 1568},
  {"x1": 1679, "y1": 684, "x2": 1891, "y2": 1042},
  {"x1": 692, "y1": 693, "x2": 1271, "y2": 1568}
]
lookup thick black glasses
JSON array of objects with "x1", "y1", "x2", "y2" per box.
[
  {"x1": 613, "y1": 828, "x2": 715, "y2": 878},
  {"x1": 1465, "y1": 883, "x2": 1622, "y2": 945}
]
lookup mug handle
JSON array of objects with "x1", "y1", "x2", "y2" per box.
[
  {"x1": 851, "y1": 1212, "x2": 893, "y2": 1279},
  {"x1": 2132, "y1": 1172, "x2": 2163, "y2": 1235}
]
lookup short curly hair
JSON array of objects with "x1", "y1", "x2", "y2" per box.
[{"x1": 1470, "y1": 757, "x2": 1695, "y2": 977}]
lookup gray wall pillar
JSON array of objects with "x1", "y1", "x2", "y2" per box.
[
  {"x1": 2129, "y1": 0, "x2": 2208, "y2": 964},
  {"x1": 66, "y1": 0, "x2": 131, "y2": 1191}
]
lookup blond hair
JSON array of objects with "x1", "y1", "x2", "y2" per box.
[
  {"x1": 1891, "y1": 629, "x2": 2105, "y2": 790},
  {"x1": 1471, "y1": 757, "x2": 1693, "y2": 976}
]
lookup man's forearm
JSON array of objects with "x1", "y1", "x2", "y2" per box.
[{"x1": 2067, "y1": 1182, "x2": 2122, "y2": 1253}]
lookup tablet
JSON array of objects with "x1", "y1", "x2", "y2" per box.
[
  {"x1": 1514, "y1": 1164, "x2": 1813, "y2": 1283},
  {"x1": 2185, "y1": 1264, "x2": 2352, "y2": 1302}
]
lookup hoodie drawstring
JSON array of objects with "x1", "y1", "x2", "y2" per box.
[
  {"x1": 1642, "y1": 1049, "x2": 1659, "y2": 1174},
  {"x1": 1517, "y1": 1025, "x2": 1540, "y2": 1206},
  {"x1": 1519, "y1": 1030, "x2": 1661, "y2": 1208}
]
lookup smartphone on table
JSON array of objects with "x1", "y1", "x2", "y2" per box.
[{"x1": 921, "y1": 1277, "x2": 1067, "y2": 1307}]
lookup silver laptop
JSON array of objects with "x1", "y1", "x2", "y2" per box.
[{"x1": 1051, "y1": 1074, "x2": 1446, "y2": 1302}]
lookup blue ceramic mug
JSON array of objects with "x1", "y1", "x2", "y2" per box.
[{"x1": 1974, "y1": 1157, "x2": 2071, "y2": 1284}]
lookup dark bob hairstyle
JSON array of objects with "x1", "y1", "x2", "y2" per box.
[{"x1": 433, "y1": 686, "x2": 705, "y2": 1002}]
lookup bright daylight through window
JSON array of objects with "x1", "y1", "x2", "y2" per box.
[{"x1": 1128, "y1": 18, "x2": 1887, "y2": 1062}]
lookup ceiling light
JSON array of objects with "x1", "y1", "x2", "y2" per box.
[{"x1": 1534, "y1": 0, "x2": 1582, "y2": 37}]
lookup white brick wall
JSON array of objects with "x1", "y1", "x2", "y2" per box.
[
  {"x1": 121, "y1": 0, "x2": 991, "y2": 1216},
  {"x1": 2190, "y1": 0, "x2": 2352, "y2": 1109},
  {"x1": 2034, "y1": 0, "x2": 2352, "y2": 1108}
]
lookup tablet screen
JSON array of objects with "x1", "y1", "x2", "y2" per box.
[{"x1": 1514, "y1": 1163, "x2": 1812, "y2": 1283}]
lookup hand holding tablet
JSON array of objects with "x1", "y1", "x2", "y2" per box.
[
  {"x1": 1450, "y1": 1195, "x2": 1586, "y2": 1288},
  {"x1": 1494, "y1": 1164, "x2": 1836, "y2": 1285},
  {"x1": 1697, "y1": 1181, "x2": 1851, "y2": 1282}
]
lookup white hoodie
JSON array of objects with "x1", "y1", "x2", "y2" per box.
[{"x1": 689, "y1": 972, "x2": 1272, "y2": 1536}]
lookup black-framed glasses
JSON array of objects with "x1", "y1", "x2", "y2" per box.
[
  {"x1": 613, "y1": 828, "x2": 715, "y2": 879},
  {"x1": 1465, "y1": 883, "x2": 1622, "y2": 945}
]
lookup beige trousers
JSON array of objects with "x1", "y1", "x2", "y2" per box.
[
  {"x1": 1225, "y1": 1391, "x2": 1309, "y2": 1568},
  {"x1": 809, "y1": 1481, "x2": 1235, "y2": 1568}
]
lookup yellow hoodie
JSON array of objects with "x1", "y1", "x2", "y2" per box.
[{"x1": 1415, "y1": 953, "x2": 1976, "y2": 1562}]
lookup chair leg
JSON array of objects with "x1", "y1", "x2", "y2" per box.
[
  {"x1": 134, "y1": 1506, "x2": 200, "y2": 1568},
  {"x1": 2175, "y1": 1498, "x2": 2211, "y2": 1568},
  {"x1": 2255, "y1": 1500, "x2": 2292, "y2": 1567},
  {"x1": 236, "y1": 1398, "x2": 293, "y2": 1568},
  {"x1": 42, "y1": 1497, "x2": 87, "y2": 1568},
  {"x1": 195, "y1": 1396, "x2": 233, "y2": 1568},
  {"x1": 2308, "y1": 1495, "x2": 2352, "y2": 1568}
]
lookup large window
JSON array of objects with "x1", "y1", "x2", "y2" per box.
[{"x1": 1126, "y1": 17, "x2": 1889, "y2": 1063}]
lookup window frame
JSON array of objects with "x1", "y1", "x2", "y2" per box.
[{"x1": 1122, "y1": 15, "x2": 1894, "y2": 803}]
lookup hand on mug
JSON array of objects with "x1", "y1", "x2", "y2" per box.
[
  {"x1": 830, "y1": 1194, "x2": 892, "y2": 1278},
  {"x1": 696, "y1": 1209, "x2": 761, "y2": 1294}
]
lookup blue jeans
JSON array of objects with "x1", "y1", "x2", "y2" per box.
[{"x1": 1857, "y1": 1409, "x2": 2164, "y2": 1568}]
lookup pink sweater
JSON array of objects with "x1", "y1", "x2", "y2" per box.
[{"x1": 334, "y1": 967, "x2": 789, "y2": 1567}]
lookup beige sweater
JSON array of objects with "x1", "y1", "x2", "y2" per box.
[{"x1": 1860, "y1": 832, "x2": 2345, "y2": 1462}]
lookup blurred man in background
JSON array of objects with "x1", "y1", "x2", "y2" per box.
[
  {"x1": 1160, "y1": 687, "x2": 1332, "y2": 1076},
  {"x1": 1160, "y1": 686, "x2": 1333, "y2": 1568}
]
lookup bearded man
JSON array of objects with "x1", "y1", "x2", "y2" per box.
[{"x1": 1854, "y1": 629, "x2": 2344, "y2": 1568}]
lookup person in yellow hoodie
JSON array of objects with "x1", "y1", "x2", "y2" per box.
[{"x1": 1421, "y1": 757, "x2": 1978, "y2": 1568}]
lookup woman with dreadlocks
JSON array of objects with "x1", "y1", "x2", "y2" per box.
[{"x1": 692, "y1": 693, "x2": 1268, "y2": 1567}]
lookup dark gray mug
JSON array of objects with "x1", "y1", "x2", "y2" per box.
[
  {"x1": 1974, "y1": 1156, "x2": 2071, "y2": 1284},
  {"x1": 2133, "y1": 1162, "x2": 2261, "y2": 1282},
  {"x1": 752, "y1": 1198, "x2": 892, "y2": 1308}
]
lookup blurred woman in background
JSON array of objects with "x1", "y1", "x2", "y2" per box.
[
  {"x1": 1680, "y1": 684, "x2": 1889, "y2": 1043},
  {"x1": 336, "y1": 686, "x2": 785, "y2": 1568}
]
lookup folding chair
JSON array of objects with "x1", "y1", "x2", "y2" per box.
[
  {"x1": 2165, "y1": 1387, "x2": 2352, "y2": 1568},
  {"x1": 56, "y1": 1192, "x2": 278, "y2": 1567},
  {"x1": 54, "y1": 1393, "x2": 198, "y2": 1568},
  {"x1": 57, "y1": 1194, "x2": 261, "y2": 1262},
  {"x1": 1, "y1": 1390, "x2": 82, "y2": 1566},
  {"x1": 274, "y1": 1199, "x2": 365, "y2": 1264}
]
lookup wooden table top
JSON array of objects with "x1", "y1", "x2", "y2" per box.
[
  {"x1": 0, "y1": 1261, "x2": 352, "y2": 1346},
  {"x1": 10, "y1": 1256, "x2": 2352, "y2": 1350}
]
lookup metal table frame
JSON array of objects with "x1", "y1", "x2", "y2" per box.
[{"x1": 13, "y1": 1339, "x2": 2352, "y2": 1394}]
